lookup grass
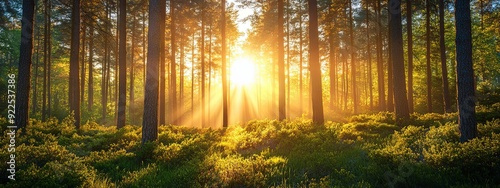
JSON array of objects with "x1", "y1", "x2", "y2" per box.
[{"x1": 0, "y1": 105, "x2": 500, "y2": 187}]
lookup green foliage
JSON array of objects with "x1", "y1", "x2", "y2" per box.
[{"x1": 2, "y1": 112, "x2": 500, "y2": 187}]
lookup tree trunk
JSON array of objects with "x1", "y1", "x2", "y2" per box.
[
  {"x1": 142, "y1": 0, "x2": 163, "y2": 143},
  {"x1": 439, "y1": 0, "x2": 451, "y2": 113},
  {"x1": 88, "y1": 24, "x2": 94, "y2": 111},
  {"x1": 278, "y1": 0, "x2": 285, "y2": 120},
  {"x1": 42, "y1": 0, "x2": 48, "y2": 121},
  {"x1": 117, "y1": 0, "x2": 127, "y2": 129},
  {"x1": 455, "y1": 0, "x2": 477, "y2": 142},
  {"x1": 129, "y1": 16, "x2": 135, "y2": 124},
  {"x1": 298, "y1": 3, "x2": 303, "y2": 115},
  {"x1": 376, "y1": 0, "x2": 385, "y2": 111},
  {"x1": 389, "y1": 0, "x2": 410, "y2": 121},
  {"x1": 307, "y1": 0, "x2": 324, "y2": 124},
  {"x1": 387, "y1": 27, "x2": 394, "y2": 112},
  {"x1": 349, "y1": 0, "x2": 358, "y2": 114},
  {"x1": 366, "y1": 0, "x2": 373, "y2": 110},
  {"x1": 80, "y1": 23, "x2": 86, "y2": 108},
  {"x1": 222, "y1": 0, "x2": 228, "y2": 127},
  {"x1": 426, "y1": 0, "x2": 432, "y2": 113},
  {"x1": 159, "y1": 0, "x2": 166, "y2": 125},
  {"x1": 15, "y1": 0, "x2": 36, "y2": 129},
  {"x1": 69, "y1": 0, "x2": 81, "y2": 128},
  {"x1": 201, "y1": 6, "x2": 205, "y2": 127},
  {"x1": 170, "y1": 0, "x2": 177, "y2": 125},
  {"x1": 407, "y1": 0, "x2": 414, "y2": 113}
]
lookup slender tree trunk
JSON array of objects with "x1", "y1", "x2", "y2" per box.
[
  {"x1": 298, "y1": 3, "x2": 303, "y2": 115},
  {"x1": 439, "y1": 0, "x2": 451, "y2": 113},
  {"x1": 88, "y1": 24, "x2": 94, "y2": 111},
  {"x1": 47, "y1": 0, "x2": 51, "y2": 118},
  {"x1": 32, "y1": 23, "x2": 40, "y2": 116},
  {"x1": 349, "y1": 0, "x2": 358, "y2": 114},
  {"x1": 389, "y1": 0, "x2": 410, "y2": 121},
  {"x1": 278, "y1": 0, "x2": 286, "y2": 120},
  {"x1": 329, "y1": 33, "x2": 336, "y2": 110},
  {"x1": 159, "y1": 0, "x2": 166, "y2": 125},
  {"x1": 222, "y1": 0, "x2": 228, "y2": 127},
  {"x1": 286, "y1": 0, "x2": 291, "y2": 117},
  {"x1": 170, "y1": 0, "x2": 177, "y2": 125},
  {"x1": 308, "y1": 0, "x2": 324, "y2": 124},
  {"x1": 407, "y1": 0, "x2": 414, "y2": 113},
  {"x1": 142, "y1": 0, "x2": 162, "y2": 143},
  {"x1": 376, "y1": 0, "x2": 385, "y2": 111},
  {"x1": 42, "y1": 0, "x2": 48, "y2": 121},
  {"x1": 366, "y1": 0, "x2": 373, "y2": 110},
  {"x1": 69, "y1": 0, "x2": 81, "y2": 128},
  {"x1": 80, "y1": 23, "x2": 86, "y2": 108},
  {"x1": 455, "y1": 0, "x2": 477, "y2": 142},
  {"x1": 426, "y1": 0, "x2": 433, "y2": 113},
  {"x1": 15, "y1": 0, "x2": 36, "y2": 129},
  {"x1": 117, "y1": 0, "x2": 127, "y2": 128},
  {"x1": 129, "y1": 16, "x2": 135, "y2": 123},
  {"x1": 201, "y1": 6, "x2": 205, "y2": 127}
]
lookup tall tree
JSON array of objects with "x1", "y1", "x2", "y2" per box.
[
  {"x1": 307, "y1": 0, "x2": 324, "y2": 124},
  {"x1": 349, "y1": 0, "x2": 358, "y2": 114},
  {"x1": 117, "y1": 0, "x2": 127, "y2": 128},
  {"x1": 406, "y1": 0, "x2": 414, "y2": 113},
  {"x1": 200, "y1": 2, "x2": 206, "y2": 127},
  {"x1": 170, "y1": 0, "x2": 177, "y2": 125},
  {"x1": 15, "y1": 0, "x2": 36, "y2": 129},
  {"x1": 425, "y1": 0, "x2": 432, "y2": 113},
  {"x1": 42, "y1": 0, "x2": 49, "y2": 121},
  {"x1": 389, "y1": 0, "x2": 410, "y2": 120},
  {"x1": 366, "y1": 0, "x2": 373, "y2": 110},
  {"x1": 129, "y1": 15, "x2": 136, "y2": 123},
  {"x1": 222, "y1": 0, "x2": 228, "y2": 127},
  {"x1": 455, "y1": 0, "x2": 477, "y2": 142},
  {"x1": 88, "y1": 23, "x2": 94, "y2": 111},
  {"x1": 159, "y1": 0, "x2": 166, "y2": 125},
  {"x1": 439, "y1": 0, "x2": 451, "y2": 113},
  {"x1": 278, "y1": 0, "x2": 285, "y2": 120},
  {"x1": 69, "y1": 0, "x2": 81, "y2": 128},
  {"x1": 375, "y1": 0, "x2": 385, "y2": 111},
  {"x1": 142, "y1": 0, "x2": 163, "y2": 143}
]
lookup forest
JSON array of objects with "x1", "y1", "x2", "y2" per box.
[{"x1": 0, "y1": 0, "x2": 500, "y2": 187}]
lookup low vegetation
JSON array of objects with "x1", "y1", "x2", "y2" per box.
[{"x1": 1, "y1": 104, "x2": 500, "y2": 187}]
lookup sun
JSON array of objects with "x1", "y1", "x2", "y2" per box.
[{"x1": 230, "y1": 57, "x2": 256, "y2": 86}]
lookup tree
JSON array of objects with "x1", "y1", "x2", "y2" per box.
[
  {"x1": 349, "y1": 0, "x2": 358, "y2": 114},
  {"x1": 375, "y1": 0, "x2": 385, "y2": 111},
  {"x1": 69, "y1": 0, "x2": 81, "y2": 128},
  {"x1": 406, "y1": 0, "x2": 413, "y2": 113},
  {"x1": 88, "y1": 23, "x2": 94, "y2": 111},
  {"x1": 439, "y1": 0, "x2": 451, "y2": 113},
  {"x1": 117, "y1": 0, "x2": 127, "y2": 128},
  {"x1": 15, "y1": 0, "x2": 36, "y2": 129},
  {"x1": 425, "y1": 0, "x2": 432, "y2": 113},
  {"x1": 200, "y1": 1, "x2": 206, "y2": 127},
  {"x1": 389, "y1": 0, "x2": 409, "y2": 120},
  {"x1": 170, "y1": 0, "x2": 177, "y2": 125},
  {"x1": 278, "y1": 0, "x2": 285, "y2": 120},
  {"x1": 307, "y1": 0, "x2": 324, "y2": 124},
  {"x1": 455, "y1": 0, "x2": 477, "y2": 142},
  {"x1": 159, "y1": 0, "x2": 166, "y2": 125},
  {"x1": 142, "y1": 0, "x2": 164, "y2": 143},
  {"x1": 222, "y1": 0, "x2": 228, "y2": 127}
]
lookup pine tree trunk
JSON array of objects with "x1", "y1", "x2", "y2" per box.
[
  {"x1": 80, "y1": 23, "x2": 86, "y2": 108},
  {"x1": 389, "y1": 0, "x2": 410, "y2": 121},
  {"x1": 308, "y1": 0, "x2": 324, "y2": 124},
  {"x1": 159, "y1": 0, "x2": 166, "y2": 125},
  {"x1": 349, "y1": 0, "x2": 358, "y2": 114},
  {"x1": 129, "y1": 16, "x2": 135, "y2": 124},
  {"x1": 426, "y1": 0, "x2": 433, "y2": 113},
  {"x1": 455, "y1": 0, "x2": 477, "y2": 142},
  {"x1": 439, "y1": 0, "x2": 451, "y2": 113},
  {"x1": 142, "y1": 0, "x2": 162, "y2": 143},
  {"x1": 407, "y1": 0, "x2": 414, "y2": 113},
  {"x1": 201, "y1": 6, "x2": 205, "y2": 127},
  {"x1": 375, "y1": 0, "x2": 385, "y2": 111},
  {"x1": 278, "y1": 0, "x2": 285, "y2": 120},
  {"x1": 222, "y1": 0, "x2": 228, "y2": 127},
  {"x1": 117, "y1": 0, "x2": 127, "y2": 128},
  {"x1": 170, "y1": 0, "x2": 177, "y2": 125},
  {"x1": 15, "y1": 0, "x2": 36, "y2": 129},
  {"x1": 88, "y1": 24, "x2": 94, "y2": 111},
  {"x1": 69, "y1": 0, "x2": 81, "y2": 128}
]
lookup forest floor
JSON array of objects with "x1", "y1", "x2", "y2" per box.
[{"x1": 1, "y1": 103, "x2": 500, "y2": 187}]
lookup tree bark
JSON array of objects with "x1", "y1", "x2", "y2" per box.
[
  {"x1": 159, "y1": 0, "x2": 166, "y2": 125},
  {"x1": 278, "y1": 0, "x2": 285, "y2": 120},
  {"x1": 439, "y1": 0, "x2": 451, "y2": 113},
  {"x1": 88, "y1": 24, "x2": 94, "y2": 111},
  {"x1": 69, "y1": 0, "x2": 81, "y2": 128},
  {"x1": 142, "y1": 0, "x2": 162, "y2": 143},
  {"x1": 426, "y1": 0, "x2": 432, "y2": 113},
  {"x1": 170, "y1": 0, "x2": 177, "y2": 125},
  {"x1": 406, "y1": 0, "x2": 414, "y2": 113},
  {"x1": 117, "y1": 0, "x2": 127, "y2": 128},
  {"x1": 376, "y1": 0, "x2": 385, "y2": 111},
  {"x1": 15, "y1": 0, "x2": 36, "y2": 129},
  {"x1": 307, "y1": 0, "x2": 324, "y2": 124},
  {"x1": 455, "y1": 0, "x2": 477, "y2": 142},
  {"x1": 349, "y1": 0, "x2": 358, "y2": 114},
  {"x1": 389, "y1": 0, "x2": 410, "y2": 121},
  {"x1": 222, "y1": 0, "x2": 228, "y2": 127}
]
